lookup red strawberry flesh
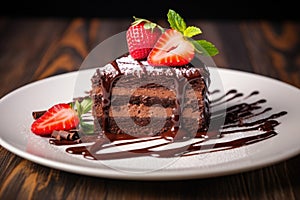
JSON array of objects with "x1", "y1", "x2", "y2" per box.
[
  {"x1": 147, "y1": 29, "x2": 195, "y2": 66},
  {"x1": 31, "y1": 103, "x2": 79, "y2": 136}
]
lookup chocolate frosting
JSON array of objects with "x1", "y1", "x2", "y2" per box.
[{"x1": 91, "y1": 54, "x2": 210, "y2": 88}]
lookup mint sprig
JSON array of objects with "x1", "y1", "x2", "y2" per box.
[
  {"x1": 167, "y1": 9, "x2": 219, "y2": 57},
  {"x1": 73, "y1": 97, "x2": 94, "y2": 134},
  {"x1": 192, "y1": 40, "x2": 219, "y2": 56},
  {"x1": 184, "y1": 26, "x2": 202, "y2": 38},
  {"x1": 167, "y1": 10, "x2": 186, "y2": 33},
  {"x1": 75, "y1": 97, "x2": 92, "y2": 117}
]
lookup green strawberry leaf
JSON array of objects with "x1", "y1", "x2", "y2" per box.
[
  {"x1": 144, "y1": 22, "x2": 157, "y2": 30},
  {"x1": 132, "y1": 16, "x2": 149, "y2": 26},
  {"x1": 184, "y1": 26, "x2": 202, "y2": 38},
  {"x1": 192, "y1": 40, "x2": 219, "y2": 56},
  {"x1": 132, "y1": 16, "x2": 164, "y2": 32},
  {"x1": 167, "y1": 9, "x2": 186, "y2": 33}
]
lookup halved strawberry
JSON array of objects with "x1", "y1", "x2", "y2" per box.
[
  {"x1": 126, "y1": 17, "x2": 162, "y2": 60},
  {"x1": 31, "y1": 103, "x2": 80, "y2": 136},
  {"x1": 147, "y1": 29, "x2": 195, "y2": 66}
]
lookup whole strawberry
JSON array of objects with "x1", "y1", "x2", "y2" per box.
[{"x1": 126, "y1": 17, "x2": 162, "y2": 60}]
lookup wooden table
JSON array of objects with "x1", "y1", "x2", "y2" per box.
[{"x1": 0, "y1": 17, "x2": 299, "y2": 199}]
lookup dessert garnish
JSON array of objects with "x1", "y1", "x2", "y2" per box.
[
  {"x1": 31, "y1": 98, "x2": 92, "y2": 136},
  {"x1": 147, "y1": 29, "x2": 195, "y2": 66},
  {"x1": 148, "y1": 9, "x2": 219, "y2": 66},
  {"x1": 127, "y1": 9, "x2": 219, "y2": 66},
  {"x1": 126, "y1": 17, "x2": 162, "y2": 60}
]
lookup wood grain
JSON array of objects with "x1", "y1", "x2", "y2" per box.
[
  {"x1": 1, "y1": 151, "x2": 299, "y2": 199},
  {"x1": 241, "y1": 21, "x2": 300, "y2": 87},
  {"x1": 0, "y1": 17, "x2": 299, "y2": 200}
]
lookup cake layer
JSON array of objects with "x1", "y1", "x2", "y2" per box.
[
  {"x1": 91, "y1": 84, "x2": 205, "y2": 105},
  {"x1": 93, "y1": 116, "x2": 207, "y2": 136},
  {"x1": 93, "y1": 104, "x2": 206, "y2": 120},
  {"x1": 90, "y1": 54, "x2": 210, "y2": 136}
]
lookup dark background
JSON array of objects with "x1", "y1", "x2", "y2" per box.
[{"x1": 0, "y1": 0, "x2": 299, "y2": 21}]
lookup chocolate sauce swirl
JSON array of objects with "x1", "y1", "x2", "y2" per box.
[{"x1": 49, "y1": 88, "x2": 287, "y2": 161}]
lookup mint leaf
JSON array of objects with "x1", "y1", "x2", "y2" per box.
[
  {"x1": 80, "y1": 97, "x2": 92, "y2": 115},
  {"x1": 167, "y1": 9, "x2": 186, "y2": 33},
  {"x1": 75, "y1": 100, "x2": 82, "y2": 116},
  {"x1": 184, "y1": 26, "x2": 202, "y2": 37},
  {"x1": 74, "y1": 97, "x2": 92, "y2": 117},
  {"x1": 74, "y1": 97, "x2": 94, "y2": 135},
  {"x1": 192, "y1": 40, "x2": 219, "y2": 56},
  {"x1": 80, "y1": 121, "x2": 94, "y2": 134}
]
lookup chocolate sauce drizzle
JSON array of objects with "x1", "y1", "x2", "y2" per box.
[
  {"x1": 96, "y1": 60, "x2": 124, "y2": 135},
  {"x1": 54, "y1": 89, "x2": 287, "y2": 160},
  {"x1": 50, "y1": 60, "x2": 288, "y2": 161}
]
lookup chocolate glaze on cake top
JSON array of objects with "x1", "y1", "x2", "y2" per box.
[{"x1": 91, "y1": 54, "x2": 210, "y2": 88}]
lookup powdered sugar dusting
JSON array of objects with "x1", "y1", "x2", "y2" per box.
[{"x1": 97, "y1": 55, "x2": 203, "y2": 79}]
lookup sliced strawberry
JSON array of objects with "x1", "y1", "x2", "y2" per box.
[
  {"x1": 147, "y1": 29, "x2": 195, "y2": 66},
  {"x1": 31, "y1": 103, "x2": 80, "y2": 136},
  {"x1": 126, "y1": 18, "x2": 162, "y2": 60}
]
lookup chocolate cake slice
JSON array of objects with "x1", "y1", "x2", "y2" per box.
[{"x1": 90, "y1": 54, "x2": 211, "y2": 139}]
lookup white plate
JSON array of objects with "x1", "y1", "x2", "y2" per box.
[{"x1": 0, "y1": 68, "x2": 300, "y2": 180}]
